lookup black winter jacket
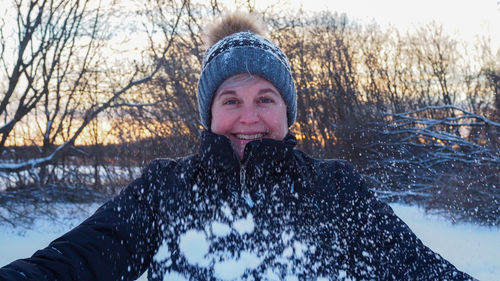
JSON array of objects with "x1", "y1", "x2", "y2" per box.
[{"x1": 0, "y1": 131, "x2": 475, "y2": 281}]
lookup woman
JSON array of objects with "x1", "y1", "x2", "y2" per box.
[{"x1": 0, "y1": 13, "x2": 474, "y2": 281}]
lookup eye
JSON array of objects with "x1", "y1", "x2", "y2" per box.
[
  {"x1": 223, "y1": 99, "x2": 239, "y2": 105},
  {"x1": 260, "y1": 97, "x2": 274, "y2": 104}
]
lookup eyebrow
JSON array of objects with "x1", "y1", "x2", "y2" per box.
[
  {"x1": 215, "y1": 88, "x2": 280, "y2": 100},
  {"x1": 214, "y1": 90, "x2": 237, "y2": 101},
  {"x1": 258, "y1": 88, "x2": 280, "y2": 97}
]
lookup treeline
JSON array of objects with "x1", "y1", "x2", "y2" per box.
[{"x1": 0, "y1": 0, "x2": 499, "y2": 225}]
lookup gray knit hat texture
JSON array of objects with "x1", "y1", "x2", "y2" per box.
[{"x1": 197, "y1": 31, "x2": 297, "y2": 129}]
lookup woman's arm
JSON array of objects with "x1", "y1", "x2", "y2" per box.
[
  {"x1": 333, "y1": 161, "x2": 476, "y2": 280},
  {"x1": 0, "y1": 160, "x2": 171, "y2": 281}
]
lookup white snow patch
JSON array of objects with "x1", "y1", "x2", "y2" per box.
[
  {"x1": 293, "y1": 241, "x2": 308, "y2": 258},
  {"x1": 282, "y1": 246, "x2": 293, "y2": 258},
  {"x1": 213, "y1": 251, "x2": 262, "y2": 280},
  {"x1": 211, "y1": 221, "x2": 231, "y2": 237},
  {"x1": 281, "y1": 230, "x2": 294, "y2": 244},
  {"x1": 232, "y1": 213, "x2": 254, "y2": 235},
  {"x1": 264, "y1": 268, "x2": 281, "y2": 280},
  {"x1": 221, "y1": 204, "x2": 233, "y2": 220},
  {"x1": 178, "y1": 229, "x2": 209, "y2": 267},
  {"x1": 162, "y1": 270, "x2": 188, "y2": 281},
  {"x1": 153, "y1": 240, "x2": 171, "y2": 262}
]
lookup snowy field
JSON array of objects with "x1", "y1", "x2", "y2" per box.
[{"x1": 0, "y1": 203, "x2": 498, "y2": 281}]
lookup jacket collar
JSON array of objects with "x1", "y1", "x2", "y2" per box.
[{"x1": 198, "y1": 130, "x2": 297, "y2": 170}]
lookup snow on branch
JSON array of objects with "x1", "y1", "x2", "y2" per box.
[
  {"x1": 0, "y1": 72, "x2": 157, "y2": 174},
  {"x1": 382, "y1": 105, "x2": 500, "y2": 128},
  {"x1": 360, "y1": 105, "x2": 499, "y2": 200},
  {"x1": 0, "y1": 141, "x2": 67, "y2": 173}
]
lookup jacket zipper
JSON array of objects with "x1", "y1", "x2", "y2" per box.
[{"x1": 240, "y1": 165, "x2": 254, "y2": 208}]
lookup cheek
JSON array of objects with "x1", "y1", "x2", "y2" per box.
[
  {"x1": 267, "y1": 108, "x2": 288, "y2": 138},
  {"x1": 210, "y1": 106, "x2": 222, "y2": 133},
  {"x1": 211, "y1": 117, "x2": 223, "y2": 134},
  {"x1": 211, "y1": 109, "x2": 231, "y2": 135},
  {"x1": 278, "y1": 115, "x2": 289, "y2": 136}
]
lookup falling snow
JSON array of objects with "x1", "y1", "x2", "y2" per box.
[{"x1": 0, "y1": 202, "x2": 498, "y2": 280}]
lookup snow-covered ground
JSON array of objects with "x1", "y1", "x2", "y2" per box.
[
  {"x1": 0, "y1": 203, "x2": 498, "y2": 281},
  {"x1": 390, "y1": 204, "x2": 499, "y2": 281}
]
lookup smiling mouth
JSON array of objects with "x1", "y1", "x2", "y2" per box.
[{"x1": 234, "y1": 133, "x2": 267, "y2": 140}]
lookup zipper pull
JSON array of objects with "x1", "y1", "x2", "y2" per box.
[{"x1": 240, "y1": 166, "x2": 254, "y2": 208}]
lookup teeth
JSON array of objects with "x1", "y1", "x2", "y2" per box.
[{"x1": 235, "y1": 133, "x2": 266, "y2": 140}]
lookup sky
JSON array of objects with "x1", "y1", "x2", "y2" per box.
[{"x1": 229, "y1": 0, "x2": 500, "y2": 51}]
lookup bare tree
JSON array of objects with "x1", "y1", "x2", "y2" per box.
[
  {"x1": 1, "y1": 4, "x2": 498, "y2": 225},
  {"x1": 0, "y1": 0, "x2": 191, "y2": 211},
  {"x1": 0, "y1": 0, "x2": 188, "y2": 175},
  {"x1": 408, "y1": 23, "x2": 459, "y2": 108},
  {"x1": 361, "y1": 105, "x2": 500, "y2": 224}
]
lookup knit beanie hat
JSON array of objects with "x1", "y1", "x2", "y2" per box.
[{"x1": 197, "y1": 12, "x2": 297, "y2": 130}]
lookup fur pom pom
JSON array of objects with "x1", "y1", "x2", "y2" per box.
[{"x1": 203, "y1": 12, "x2": 267, "y2": 48}]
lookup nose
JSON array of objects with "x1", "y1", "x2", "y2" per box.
[{"x1": 239, "y1": 104, "x2": 259, "y2": 124}]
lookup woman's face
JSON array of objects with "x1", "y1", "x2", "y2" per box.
[{"x1": 211, "y1": 74, "x2": 288, "y2": 159}]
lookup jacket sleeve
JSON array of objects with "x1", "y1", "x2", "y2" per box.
[
  {"x1": 332, "y1": 161, "x2": 477, "y2": 281},
  {"x1": 0, "y1": 159, "x2": 174, "y2": 281}
]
